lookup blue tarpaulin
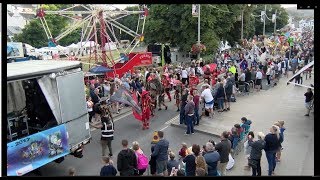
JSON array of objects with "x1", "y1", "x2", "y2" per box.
[{"x1": 89, "y1": 66, "x2": 113, "y2": 74}]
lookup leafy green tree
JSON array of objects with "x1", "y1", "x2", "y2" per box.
[
  {"x1": 252, "y1": 4, "x2": 289, "y2": 35},
  {"x1": 13, "y1": 4, "x2": 82, "y2": 48}
]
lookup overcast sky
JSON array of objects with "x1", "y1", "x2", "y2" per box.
[{"x1": 113, "y1": 4, "x2": 297, "y2": 9}]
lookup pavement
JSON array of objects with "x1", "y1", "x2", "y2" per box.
[
  {"x1": 171, "y1": 74, "x2": 314, "y2": 176},
  {"x1": 26, "y1": 73, "x2": 314, "y2": 176}
]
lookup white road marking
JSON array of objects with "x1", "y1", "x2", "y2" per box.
[
  {"x1": 165, "y1": 115, "x2": 179, "y2": 124},
  {"x1": 159, "y1": 125, "x2": 169, "y2": 131}
]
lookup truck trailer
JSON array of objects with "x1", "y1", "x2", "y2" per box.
[{"x1": 7, "y1": 60, "x2": 91, "y2": 176}]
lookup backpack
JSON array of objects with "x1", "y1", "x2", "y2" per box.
[{"x1": 136, "y1": 151, "x2": 149, "y2": 170}]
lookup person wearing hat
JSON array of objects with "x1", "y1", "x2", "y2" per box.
[{"x1": 91, "y1": 97, "x2": 115, "y2": 157}]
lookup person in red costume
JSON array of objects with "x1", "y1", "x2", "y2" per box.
[
  {"x1": 162, "y1": 74, "x2": 172, "y2": 102},
  {"x1": 141, "y1": 90, "x2": 152, "y2": 130},
  {"x1": 211, "y1": 70, "x2": 218, "y2": 86}
]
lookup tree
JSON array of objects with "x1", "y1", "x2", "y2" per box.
[
  {"x1": 13, "y1": 4, "x2": 82, "y2": 48},
  {"x1": 252, "y1": 4, "x2": 289, "y2": 35}
]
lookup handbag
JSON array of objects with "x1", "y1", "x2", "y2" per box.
[{"x1": 248, "y1": 159, "x2": 258, "y2": 169}]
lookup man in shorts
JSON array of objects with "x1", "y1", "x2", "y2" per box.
[
  {"x1": 201, "y1": 85, "x2": 214, "y2": 118},
  {"x1": 255, "y1": 69, "x2": 263, "y2": 92}
]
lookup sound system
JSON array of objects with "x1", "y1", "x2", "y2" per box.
[{"x1": 7, "y1": 115, "x2": 29, "y2": 142}]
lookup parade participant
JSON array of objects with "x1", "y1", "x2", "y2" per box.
[
  {"x1": 158, "y1": 87, "x2": 168, "y2": 111},
  {"x1": 181, "y1": 67, "x2": 189, "y2": 85},
  {"x1": 204, "y1": 65, "x2": 211, "y2": 85},
  {"x1": 162, "y1": 74, "x2": 172, "y2": 102},
  {"x1": 91, "y1": 98, "x2": 115, "y2": 157},
  {"x1": 141, "y1": 90, "x2": 152, "y2": 130},
  {"x1": 150, "y1": 89, "x2": 157, "y2": 116},
  {"x1": 174, "y1": 88, "x2": 181, "y2": 112}
]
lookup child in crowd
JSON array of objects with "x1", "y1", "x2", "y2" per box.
[
  {"x1": 179, "y1": 142, "x2": 188, "y2": 160},
  {"x1": 100, "y1": 156, "x2": 117, "y2": 176},
  {"x1": 240, "y1": 117, "x2": 252, "y2": 135}
]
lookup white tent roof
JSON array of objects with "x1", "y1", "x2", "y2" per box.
[{"x1": 67, "y1": 43, "x2": 78, "y2": 48}]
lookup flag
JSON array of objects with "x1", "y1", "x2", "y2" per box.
[
  {"x1": 110, "y1": 86, "x2": 142, "y2": 114},
  {"x1": 132, "y1": 92, "x2": 143, "y2": 121}
]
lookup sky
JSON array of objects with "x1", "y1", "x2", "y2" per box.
[
  {"x1": 280, "y1": 4, "x2": 297, "y2": 8},
  {"x1": 113, "y1": 4, "x2": 297, "y2": 9}
]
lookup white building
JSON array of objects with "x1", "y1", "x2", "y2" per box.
[
  {"x1": 7, "y1": 4, "x2": 37, "y2": 38},
  {"x1": 299, "y1": 19, "x2": 314, "y2": 29}
]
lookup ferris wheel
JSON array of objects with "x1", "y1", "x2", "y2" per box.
[{"x1": 36, "y1": 4, "x2": 148, "y2": 68}]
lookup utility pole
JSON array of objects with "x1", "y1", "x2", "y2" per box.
[
  {"x1": 241, "y1": 9, "x2": 244, "y2": 40},
  {"x1": 274, "y1": 9, "x2": 277, "y2": 34},
  {"x1": 263, "y1": 5, "x2": 266, "y2": 36},
  {"x1": 197, "y1": 4, "x2": 201, "y2": 60}
]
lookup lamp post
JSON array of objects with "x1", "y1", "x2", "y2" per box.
[
  {"x1": 241, "y1": 4, "x2": 250, "y2": 40},
  {"x1": 197, "y1": 4, "x2": 201, "y2": 60},
  {"x1": 241, "y1": 10, "x2": 244, "y2": 40},
  {"x1": 274, "y1": 9, "x2": 277, "y2": 34},
  {"x1": 263, "y1": 4, "x2": 266, "y2": 35}
]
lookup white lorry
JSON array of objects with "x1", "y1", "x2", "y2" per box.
[{"x1": 7, "y1": 60, "x2": 91, "y2": 176}]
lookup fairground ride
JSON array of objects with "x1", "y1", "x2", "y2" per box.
[{"x1": 36, "y1": 4, "x2": 149, "y2": 73}]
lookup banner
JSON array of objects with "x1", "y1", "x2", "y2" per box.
[
  {"x1": 132, "y1": 92, "x2": 143, "y2": 121},
  {"x1": 7, "y1": 124, "x2": 70, "y2": 176},
  {"x1": 192, "y1": 4, "x2": 199, "y2": 17}
]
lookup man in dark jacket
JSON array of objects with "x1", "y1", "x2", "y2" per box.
[
  {"x1": 224, "y1": 76, "x2": 233, "y2": 111},
  {"x1": 184, "y1": 95, "x2": 195, "y2": 135},
  {"x1": 248, "y1": 132, "x2": 265, "y2": 176},
  {"x1": 215, "y1": 131, "x2": 231, "y2": 176},
  {"x1": 204, "y1": 142, "x2": 220, "y2": 176},
  {"x1": 151, "y1": 131, "x2": 169, "y2": 176},
  {"x1": 117, "y1": 139, "x2": 137, "y2": 176},
  {"x1": 180, "y1": 89, "x2": 189, "y2": 124}
]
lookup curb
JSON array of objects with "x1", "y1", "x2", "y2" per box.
[{"x1": 170, "y1": 122, "x2": 221, "y2": 138}]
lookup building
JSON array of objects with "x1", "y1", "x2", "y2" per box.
[
  {"x1": 7, "y1": 4, "x2": 37, "y2": 38},
  {"x1": 299, "y1": 19, "x2": 314, "y2": 29}
]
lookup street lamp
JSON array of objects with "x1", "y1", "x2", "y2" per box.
[
  {"x1": 197, "y1": 4, "x2": 201, "y2": 60},
  {"x1": 241, "y1": 4, "x2": 251, "y2": 40}
]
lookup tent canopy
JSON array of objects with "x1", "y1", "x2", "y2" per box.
[{"x1": 89, "y1": 65, "x2": 113, "y2": 74}]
